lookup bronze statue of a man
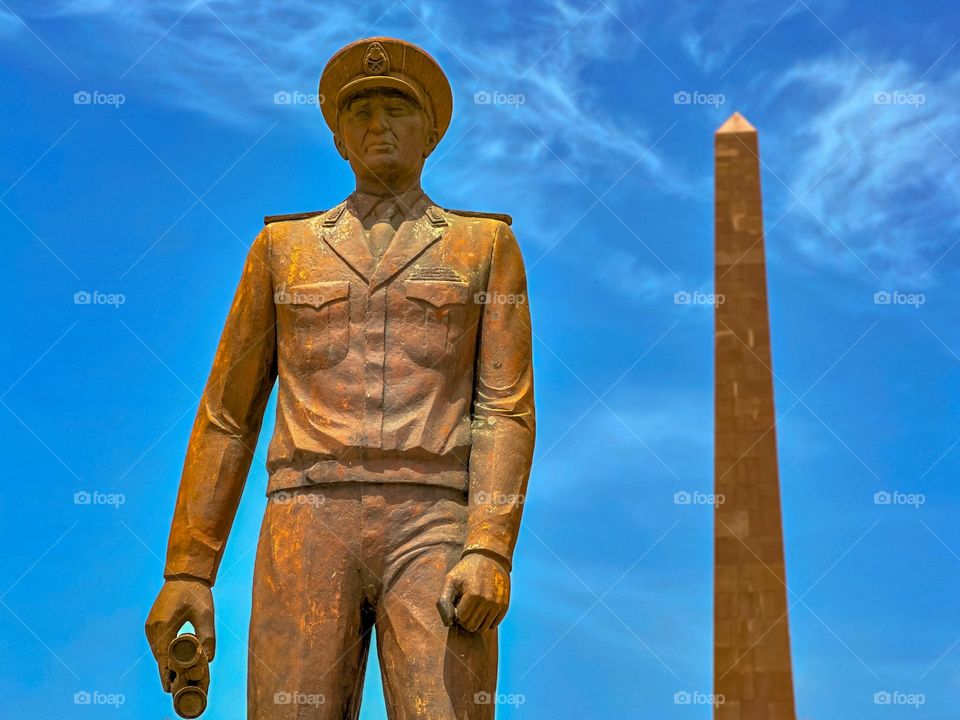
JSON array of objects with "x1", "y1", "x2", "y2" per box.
[{"x1": 145, "y1": 37, "x2": 536, "y2": 719}]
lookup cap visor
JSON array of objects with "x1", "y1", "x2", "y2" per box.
[{"x1": 336, "y1": 75, "x2": 425, "y2": 112}]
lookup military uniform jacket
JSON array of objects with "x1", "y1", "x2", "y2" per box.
[{"x1": 164, "y1": 193, "x2": 536, "y2": 583}]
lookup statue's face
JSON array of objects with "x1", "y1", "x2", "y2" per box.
[{"x1": 335, "y1": 88, "x2": 437, "y2": 187}]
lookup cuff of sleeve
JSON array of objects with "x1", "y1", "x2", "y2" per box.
[
  {"x1": 462, "y1": 539, "x2": 513, "y2": 572},
  {"x1": 162, "y1": 571, "x2": 213, "y2": 588},
  {"x1": 164, "y1": 538, "x2": 220, "y2": 586}
]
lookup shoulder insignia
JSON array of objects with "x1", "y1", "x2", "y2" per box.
[
  {"x1": 442, "y1": 208, "x2": 512, "y2": 226},
  {"x1": 424, "y1": 206, "x2": 448, "y2": 227},
  {"x1": 321, "y1": 204, "x2": 347, "y2": 227},
  {"x1": 263, "y1": 209, "x2": 327, "y2": 225}
]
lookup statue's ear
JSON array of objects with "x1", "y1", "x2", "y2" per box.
[
  {"x1": 333, "y1": 134, "x2": 349, "y2": 161},
  {"x1": 423, "y1": 129, "x2": 440, "y2": 159}
]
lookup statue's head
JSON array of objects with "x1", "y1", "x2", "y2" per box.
[{"x1": 320, "y1": 38, "x2": 452, "y2": 191}]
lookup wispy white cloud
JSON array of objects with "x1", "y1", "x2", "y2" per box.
[
  {"x1": 4, "y1": 0, "x2": 689, "y2": 303},
  {"x1": 761, "y1": 55, "x2": 960, "y2": 283},
  {"x1": 10, "y1": 0, "x2": 960, "y2": 289},
  {"x1": 671, "y1": 0, "x2": 806, "y2": 74},
  {"x1": 660, "y1": 0, "x2": 960, "y2": 284},
  {"x1": 446, "y1": 1, "x2": 675, "y2": 179},
  {"x1": 21, "y1": 0, "x2": 675, "y2": 186},
  {"x1": 594, "y1": 248, "x2": 679, "y2": 304}
]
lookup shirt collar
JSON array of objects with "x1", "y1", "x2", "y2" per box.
[{"x1": 349, "y1": 186, "x2": 426, "y2": 222}]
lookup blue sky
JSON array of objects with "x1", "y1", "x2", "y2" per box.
[{"x1": 2, "y1": 0, "x2": 959, "y2": 717}]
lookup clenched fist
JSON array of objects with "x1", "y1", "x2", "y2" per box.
[
  {"x1": 144, "y1": 579, "x2": 215, "y2": 691},
  {"x1": 437, "y1": 553, "x2": 510, "y2": 633}
]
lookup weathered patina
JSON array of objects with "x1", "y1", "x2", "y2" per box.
[{"x1": 146, "y1": 36, "x2": 535, "y2": 719}]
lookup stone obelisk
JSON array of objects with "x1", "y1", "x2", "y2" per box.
[{"x1": 713, "y1": 112, "x2": 796, "y2": 720}]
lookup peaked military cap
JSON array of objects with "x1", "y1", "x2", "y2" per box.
[{"x1": 319, "y1": 37, "x2": 453, "y2": 141}]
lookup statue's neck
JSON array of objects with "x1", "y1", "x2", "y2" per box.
[{"x1": 355, "y1": 176, "x2": 422, "y2": 198}]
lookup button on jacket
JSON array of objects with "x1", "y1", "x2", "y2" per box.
[{"x1": 164, "y1": 192, "x2": 536, "y2": 583}]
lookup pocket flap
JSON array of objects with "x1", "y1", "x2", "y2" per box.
[
  {"x1": 280, "y1": 280, "x2": 350, "y2": 309},
  {"x1": 405, "y1": 280, "x2": 470, "y2": 308}
]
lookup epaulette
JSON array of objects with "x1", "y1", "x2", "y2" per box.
[
  {"x1": 263, "y1": 210, "x2": 327, "y2": 225},
  {"x1": 443, "y1": 208, "x2": 512, "y2": 226},
  {"x1": 424, "y1": 206, "x2": 448, "y2": 227}
]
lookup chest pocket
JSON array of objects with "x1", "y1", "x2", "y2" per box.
[
  {"x1": 277, "y1": 280, "x2": 351, "y2": 370},
  {"x1": 402, "y1": 279, "x2": 470, "y2": 367}
]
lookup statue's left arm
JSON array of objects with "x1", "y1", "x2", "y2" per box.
[
  {"x1": 464, "y1": 221, "x2": 536, "y2": 569},
  {"x1": 437, "y1": 220, "x2": 535, "y2": 633}
]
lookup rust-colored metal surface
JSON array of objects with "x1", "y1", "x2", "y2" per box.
[
  {"x1": 145, "y1": 36, "x2": 535, "y2": 719},
  {"x1": 714, "y1": 112, "x2": 797, "y2": 720},
  {"x1": 168, "y1": 633, "x2": 209, "y2": 719}
]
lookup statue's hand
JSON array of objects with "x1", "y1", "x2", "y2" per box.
[
  {"x1": 145, "y1": 579, "x2": 215, "y2": 691},
  {"x1": 437, "y1": 553, "x2": 510, "y2": 633}
]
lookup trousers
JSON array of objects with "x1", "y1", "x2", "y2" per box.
[{"x1": 247, "y1": 481, "x2": 498, "y2": 719}]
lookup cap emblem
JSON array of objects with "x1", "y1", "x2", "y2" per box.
[{"x1": 363, "y1": 42, "x2": 390, "y2": 75}]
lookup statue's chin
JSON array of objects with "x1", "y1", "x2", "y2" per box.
[{"x1": 363, "y1": 156, "x2": 401, "y2": 174}]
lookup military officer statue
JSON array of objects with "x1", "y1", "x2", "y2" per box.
[{"x1": 145, "y1": 37, "x2": 536, "y2": 719}]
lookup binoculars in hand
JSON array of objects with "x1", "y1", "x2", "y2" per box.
[{"x1": 167, "y1": 633, "x2": 209, "y2": 718}]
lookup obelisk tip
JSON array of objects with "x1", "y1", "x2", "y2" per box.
[{"x1": 716, "y1": 111, "x2": 756, "y2": 134}]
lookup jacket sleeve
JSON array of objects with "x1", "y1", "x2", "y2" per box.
[
  {"x1": 163, "y1": 227, "x2": 278, "y2": 585},
  {"x1": 465, "y1": 221, "x2": 536, "y2": 571}
]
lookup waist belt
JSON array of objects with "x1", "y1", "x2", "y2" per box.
[{"x1": 266, "y1": 450, "x2": 469, "y2": 496}]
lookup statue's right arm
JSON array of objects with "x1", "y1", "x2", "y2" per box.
[
  {"x1": 146, "y1": 227, "x2": 277, "y2": 684},
  {"x1": 163, "y1": 226, "x2": 278, "y2": 586}
]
